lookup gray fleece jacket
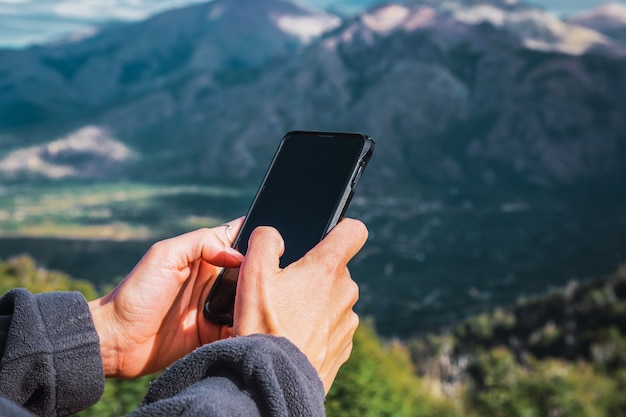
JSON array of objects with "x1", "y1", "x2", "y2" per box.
[{"x1": 0, "y1": 289, "x2": 325, "y2": 417}]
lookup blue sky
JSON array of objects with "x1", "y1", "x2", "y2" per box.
[
  {"x1": 529, "y1": 0, "x2": 625, "y2": 14},
  {"x1": 0, "y1": 0, "x2": 622, "y2": 48}
]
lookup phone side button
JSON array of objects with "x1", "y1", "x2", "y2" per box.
[{"x1": 351, "y1": 163, "x2": 364, "y2": 188}]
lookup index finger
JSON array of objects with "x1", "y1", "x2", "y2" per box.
[
  {"x1": 306, "y1": 218, "x2": 368, "y2": 264},
  {"x1": 149, "y1": 217, "x2": 246, "y2": 270}
]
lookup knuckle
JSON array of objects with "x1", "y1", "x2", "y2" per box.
[
  {"x1": 340, "y1": 341, "x2": 354, "y2": 364},
  {"x1": 203, "y1": 228, "x2": 218, "y2": 241},
  {"x1": 148, "y1": 239, "x2": 168, "y2": 256},
  {"x1": 348, "y1": 311, "x2": 360, "y2": 332},
  {"x1": 321, "y1": 252, "x2": 347, "y2": 276},
  {"x1": 302, "y1": 251, "x2": 345, "y2": 280},
  {"x1": 347, "y1": 279, "x2": 360, "y2": 305},
  {"x1": 334, "y1": 269, "x2": 359, "y2": 304},
  {"x1": 197, "y1": 227, "x2": 219, "y2": 245}
]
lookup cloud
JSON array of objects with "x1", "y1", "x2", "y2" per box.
[
  {"x1": 1, "y1": 0, "x2": 207, "y2": 22},
  {"x1": 0, "y1": 0, "x2": 209, "y2": 47},
  {"x1": 1, "y1": 0, "x2": 624, "y2": 49},
  {"x1": 528, "y1": 0, "x2": 626, "y2": 15},
  {"x1": 52, "y1": 0, "x2": 148, "y2": 20}
]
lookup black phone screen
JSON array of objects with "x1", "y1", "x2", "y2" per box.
[{"x1": 204, "y1": 131, "x2": 373, "y2": 324}]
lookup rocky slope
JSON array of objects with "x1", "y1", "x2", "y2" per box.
[
  {"x1": 569, "y1": 2, "x2": 626, "y2": 46},
  {"x1": 0, "y1": 0, "x2": 339, "y2": 132},
  {"x1": 1, "y1": 0, "x2": 625, "y2": 194}
]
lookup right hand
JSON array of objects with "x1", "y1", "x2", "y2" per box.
[{"x1": 233, "y1": 218, "x2": 367, "y2": 394}]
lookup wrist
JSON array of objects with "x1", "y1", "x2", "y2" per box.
[{"x1": 88, "y1": 298, "x2": 120, "y2": 377}]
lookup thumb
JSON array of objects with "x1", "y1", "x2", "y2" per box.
[
  {"x1": 240, "y1": 226, "x2": 285, "y2": 281},
  {"x1": 234, "y1": 226, "x2": 285, "y2": 335}
]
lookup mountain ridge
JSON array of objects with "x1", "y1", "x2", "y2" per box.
[
  {"x1": 569, "y1": 1, "x2": 626, "y2": 45},
  {"x1": 1, "y1": 0, "x2": 625, "y2": 193},
  {"x1": 0, "y1": 0, "x2": 339, "y2": 133}
]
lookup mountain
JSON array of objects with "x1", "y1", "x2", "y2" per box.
[
  {"x1": 2, "y1": 0, "x2": 625, "y2": 190},
  {"x1": 79, "y1": 2, "x2": 626, "y2": 190},
  {"x1": 0, "y1": 0, "x2": 339, "y2": 133},
  {"x1": 406, "y1": 0, "x2": 624, "y2": 55},
  {"x1": 408, "y1": 0, "x2": 530, "y2": 10},
  {"x1": 1, "y1": 0, "x2": 626, "y2": 336},
  {"x1": 569, "y1": 2, "x2": 626, "y2": 45}
]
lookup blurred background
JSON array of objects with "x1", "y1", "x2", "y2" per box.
[{"x1": 1, "y1": 0, "x2": 626, "y2": 415}]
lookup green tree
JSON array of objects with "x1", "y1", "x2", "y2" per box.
[
  {"x1": 464, "y1": 348, "x2": 534, "y2": 417},
  {"x1": 74, "y1": 376, "x2": 155, "y2": 417},
  {"x1": 0, "y1": 255, "x2": 98, "y2": 299},
  {"x1": 465, "y1": 347, "x2": 626, "y2": 417},
  {"x1": 326, "y1": 321, "x2": 461, "y2": 417}
]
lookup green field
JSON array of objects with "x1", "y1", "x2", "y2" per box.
[{"x1": 0, "y1": 182, "x2": 254, "y2": 240}]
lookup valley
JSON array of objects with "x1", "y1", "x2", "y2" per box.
[
  {"x1": 2, "y1": 0, "x2": 626, "y2": 338},
  {"x1": 1, "y1": 181, "x2": 624, "y2": 338}
]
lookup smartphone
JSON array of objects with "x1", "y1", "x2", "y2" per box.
[{"x1": 204, "y1": 130, "x2": 374, "y2": 326}]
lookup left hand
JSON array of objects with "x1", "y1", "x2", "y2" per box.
[{"x1": 88, "y1": 219, "x2": 244, "y2": 378}]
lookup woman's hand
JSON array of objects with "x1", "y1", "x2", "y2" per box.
[
  {"x1": 89, "y1": 219, "x2": 243, "y2": 378},
  {"x1": 233, "y1": 218, "x2": 367, "y2": 394}
]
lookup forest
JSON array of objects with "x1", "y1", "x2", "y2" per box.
[{"x1": 2, "y1": 255, "x2": 625, "y2": 416}]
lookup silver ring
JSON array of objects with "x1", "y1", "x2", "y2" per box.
[{"x1": 221, "y1": 223, "x2": 233, "y2": 244}]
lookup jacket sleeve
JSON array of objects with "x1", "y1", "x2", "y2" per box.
[
  {"x1": 130, "y1": 334, "x2": 326, "y2": 417},
  {"x1": 0, "y1": 289, "x2": 104, "y2": 417}
]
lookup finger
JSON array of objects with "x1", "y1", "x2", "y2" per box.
[
  {"x1": 240, "y1": 226, "x2": 285, "y2": 281},
  {"x1": 307, "y1": 218, "x2": 368, "y2": 263},
  {"x1": 202, "y1": 217, "x2": 245, "y2": 266},
  {"x1": 221, "y1": 216, "x2": 245, "y2": 247},
  {"x1": 233, "y1": 227, "x2": 285, "y2": 335},
  {"x1": 149, "y1": 225, "x2": 244, "y2": 272},
  {"x1": 199, "y1": 220, "x2": 246, "y2": 266}
]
